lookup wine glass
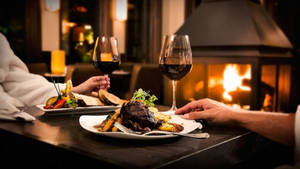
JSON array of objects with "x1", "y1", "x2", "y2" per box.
[
  {"x1": 92, "y1": 36, "x2": 120, "y2": 77},
  {"x1": 159, "y1": 35, "x2": 193, "y2": 115}
]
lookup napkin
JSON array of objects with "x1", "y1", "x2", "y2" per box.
[
  {"x1": 0, "y1": 110, "x2": 36, "y2": 122},
  {"x1": 0, "y1": 96, "x2": 35, "y2": 122}
]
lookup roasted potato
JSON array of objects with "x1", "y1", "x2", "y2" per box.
[
  {"x1": 159, "y1": 122, "x2": 184, "y2": 133},
  {"x1": 45, "y1": 96, "x2": 58, "y2": 106},
  {"x1": 148, "y1": 107, "x2": 171, "y2": 122}
]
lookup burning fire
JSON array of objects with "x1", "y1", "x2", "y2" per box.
[{"x1": 222, "y1": 64, "x2": 251, "y2": 101}]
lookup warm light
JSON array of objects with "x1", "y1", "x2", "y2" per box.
[
  {"x1": 222, "y1": 64, "x2": 251, "y2": 101},
  {"x1": 101, "y1": 36, "x2": 106, "y2": 42},
  {"x1": 231, "y1": 104, "x2": 241, "y2": 109},
  {"x1": 261, "y1": 93, "x2": 273, "y2": 111},
  {"x1": 101, "y1": 53, "x2": 113, "y2": 61},
  {"x1": 194, "y1": 81, "x2": 204, "y2": 92},
  {"x1": 226, "y1": 104, "x2": 250, "y2": 110},
  {"x1": 84, "y1": 25, "x2": 92, "y2": 30},
  {"x1": 115, "y1": 0, "x2": 128, "y2": 21},
  {"x1": 45, "y1": 0, "x2": 60, "y2": 12},
  {"x1": 208, "y1": 78, "x2": 223, "y2": 88},
  {"x1": 51, "y1": 50, "x2": 65, "y2": 74},
  {"x1": 62, "y1": 20, "x2": 77, "y2": 34}
]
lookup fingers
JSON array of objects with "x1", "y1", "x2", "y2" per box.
[
  {"x1": 175, "y1": 101, "x2": 199, "y2": 115},
  {"x1": 93, "y1": 76, "x2": 108, "y2": 81},
  {"x1": 175, "y1": 99, "x2": 209, "y2": 115},
  {"x1": 98, "y1": 80, "x2": 110, "y2": 89},
  {"x1": 175, "y1": 98, "x2": 223, "y2": 116},
  {"x1": 182, "y1": 109, "x2": 215, "y2": 120},
  {"x1": 92, "y1": 76, "x2": 110, "y2": 89},
  {"x1": 93, "y1": 76, "x2": 110, "y2": 83}
]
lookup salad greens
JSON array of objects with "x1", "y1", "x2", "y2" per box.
[
  {"x1": 66, "y1": 99, "x2": 78, "y2": 109},
  {"x1": 131, "y1": 88, "x2": 158, "y2": 107}
]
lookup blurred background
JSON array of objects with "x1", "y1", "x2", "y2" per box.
[{"x1": 0, "y1": 0, "x2": 299, "y2": 112}]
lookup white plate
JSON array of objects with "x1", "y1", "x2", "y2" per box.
[
  {"x1": 37, "y1": 105, "x2": 121, "y2": 116},
  {"x1": 79, "y1": 115, "x2": 202, "y2": 140}
]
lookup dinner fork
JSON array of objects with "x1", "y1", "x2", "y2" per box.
[
  {"x1": 114, "y1": 122, "x2": 209, "y2": 139},
  {"x1": 114, "y1": 122, "x2": 142, "y2": 135},
  {"x1": 142, "y1": 130, "x2": 210, "y2": 139}
]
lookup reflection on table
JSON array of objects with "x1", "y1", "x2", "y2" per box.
[{"x1": 0, "y1": 106, "x2": 293, "y2": 169}]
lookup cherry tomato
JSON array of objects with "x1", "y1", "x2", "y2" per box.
[{"x1": 43, "y1": 105, "x2": 54, "y2": 109}]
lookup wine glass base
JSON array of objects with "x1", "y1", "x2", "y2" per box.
[{"x1": 160, "y1": 107, "x2": 177, "y2": 115}]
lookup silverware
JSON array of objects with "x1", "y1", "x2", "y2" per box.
[
  {"x1": 114, "y1": 122, "x2": 141, "y2": 135},
  {"x1": 114, "y1": 122, "x2": 209, "y2": 139},
  {"x1": 142, "y1": 130, "x2": 210, "y2": 139}
]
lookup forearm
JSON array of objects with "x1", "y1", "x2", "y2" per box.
[
  {"x1": 231, "y1": 110, "x2": 295, "y2": 145},
  {"x1": 70, "y1": 85, "x2": 82, "y2": 94}
]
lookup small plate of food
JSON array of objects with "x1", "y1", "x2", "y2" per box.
[
  {"x1": 37, "y1": 80, "x2": 124, "y2": 115},
  {"x1": 79, "y1": 89, "x2": 202, "y2": 140}
]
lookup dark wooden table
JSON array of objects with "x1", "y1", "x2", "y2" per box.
[{"x1": 0, "y1": 106, "x2": 293, "y2": 169}]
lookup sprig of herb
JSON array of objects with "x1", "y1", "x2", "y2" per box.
[
  {"x1": 51, "y1": 76, "x2": 61, "y2": 98},
  {"x1": 131, "y1": 88, "x2": 158, "y2": 107}
]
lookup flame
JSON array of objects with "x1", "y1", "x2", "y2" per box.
[{"x1": 222, "y1": 64, "x2": 251, "y2": 101}]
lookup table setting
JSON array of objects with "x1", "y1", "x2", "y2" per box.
[{"x1": 0, "y1": 34, "x2": 268, "y2": 169}]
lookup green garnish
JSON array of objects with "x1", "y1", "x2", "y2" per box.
[
  {"x1": 66, "y1": 99, "x2": 78, "y2": 109},
  {"x1": 131, "y1": 88, "x2": 158, "y2": 107}
]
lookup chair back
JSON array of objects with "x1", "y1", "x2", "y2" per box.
[{"x1": 128, "y1": 64, "x2": 164, "y2": 104}]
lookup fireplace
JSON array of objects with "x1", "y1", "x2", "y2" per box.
[{"x1": 164, "y1": 0, "x2": 293, "y2": 112}]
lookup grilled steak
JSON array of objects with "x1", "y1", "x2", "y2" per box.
[{"x1": 120, "y1": 101, "x2": 161, "y2": 132}]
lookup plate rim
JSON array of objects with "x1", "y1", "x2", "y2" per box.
[
  {"x1": 36, "y1": 104, "x2": 121, "y2": 112},
  {"x1": 79, "y1": 115, "x2": 202, "y2": 140}
]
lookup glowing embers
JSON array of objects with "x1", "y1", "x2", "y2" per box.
[
  {"x1": 222, "y1": 64, "x2": 251, "y2": 101},
  {"x1": 206, "y1": 64, "x2": 252, "y2": 109}
]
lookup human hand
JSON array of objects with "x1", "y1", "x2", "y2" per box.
[
  {"x1": 175, "y1": 98, "x2": 239, "y2": 124},
  {"x1": 71, "y1": 76, "x2": 110, "y2": 95}
]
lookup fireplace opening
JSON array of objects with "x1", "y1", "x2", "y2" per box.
[
  {"x1": 169, "y1": 0, "x2": 294, "y2": 112},
  {"x1": 164, "y1": 62, "x2": 291, "y2": 112},
  {"x1": 208, "y1": 64, "x2": 251, "y2": 109}
]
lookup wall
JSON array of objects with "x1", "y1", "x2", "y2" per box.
[
  {"x1": 162, "y1": 0, "x2": 186, "y2": 106},
  {"x1": 39, "y1": 0, "x2": 185, "y2": 53},
  {"x1": 162, "y1": 0, "x2": 185, "y2": 36},
  {"x1": 40, "y1": 0, "x2": 60, "y2": 51},
  {"x1": 111, "y1": 0, "x2": 127, "y2": 54},
  {"x1": 112, "y1": 20, "x2": 126, "y2": 54}
]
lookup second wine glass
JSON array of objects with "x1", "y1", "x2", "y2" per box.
[
  {"x1": 159, "y1": 35, "x2": 193, "y2": 115},
  {"x1": 92, "y1": 36, "x2": 120, "y2": 77}
]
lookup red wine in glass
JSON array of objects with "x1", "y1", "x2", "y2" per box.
[
  {"x1": 159, "y1": 64, "x2": 192, "y2": 80},
  {"x1": 93, "y1": 61, "x2": 119, "y2": 75},
  {"x1": 92, "y1": 36, "x2": 120, "y2": 76},
  {"x1": 159, "y1": 35, "x2": 192, "y2": 115}
]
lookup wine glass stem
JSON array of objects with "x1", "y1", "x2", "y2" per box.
[{"x1": 170, "y1": 80, "x2": 177, "y2": 111}]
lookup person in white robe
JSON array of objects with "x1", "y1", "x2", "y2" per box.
[{"x1": 0, "y1": 33, "x2": 109, "y2": 121}]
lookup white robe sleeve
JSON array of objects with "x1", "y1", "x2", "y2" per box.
[
  {"x1": 294, "y1": 105, "x2": 300, "y2": 165},
  {"x1": 0, "y1": 33, "x2": 63, "y2": 107},
  {"x1": 276, "y1": 105, "x2": 300, "y2": 169}
]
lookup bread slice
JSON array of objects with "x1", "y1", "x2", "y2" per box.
[
  {"x1": 91, "y1": 91, "x2": 99, "y2": 97},
  {"x1": 73, "y1": 93, "x2": 104, "y2": 106},
  {"x1": 99, "y1": 89, "x2": 121, "y2": 105}
]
